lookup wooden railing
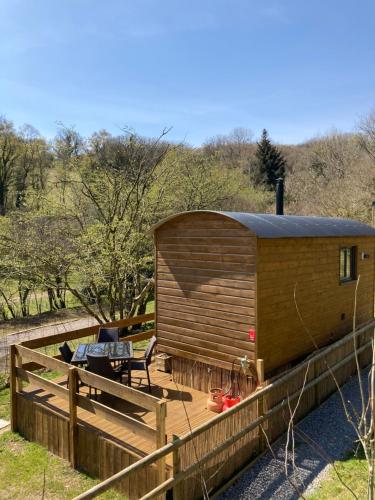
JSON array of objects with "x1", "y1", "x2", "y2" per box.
[
  {"x1": 73, "y1": 319, "x2": 375, "y2": 500},
  {"x1": 10, "y1": 311, "x2": 167, "y2": 487},
  {"x1": 21, "y1": 312, "x2": 155, "y2": 350}
]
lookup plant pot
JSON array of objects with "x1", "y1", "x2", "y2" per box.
[
  {"x1": 207, "y1": 388, "x2": 224, "y2": 413},
  {"x1": 222, "y1": 394, "x2": 241, "y2": 411},
  {"x1": 155, "y1": 353, "x2": 172, "y2": 373}
]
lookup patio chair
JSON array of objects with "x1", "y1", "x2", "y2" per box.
[
  {"x1": 97, "y1": 327, "x2": 122, "y2": 367},
  {"x1": 97, "y1": 327, "x2": 119, "y2": 343},
  {"x1": 124, "y1": 336, "x2": 157, "y2": 393},
  {"x1": 59, "y1": 341, "x2": 87, "y2": 393},
  {"x1": 86, "y1": 353, "x2": 125, "y2": 399},
  {"x1": 59, "y1": 341, "x2": 73, "y2": 364},
  {"x1": 86, "y1": 354, "x2": 125, "y2": 398}
]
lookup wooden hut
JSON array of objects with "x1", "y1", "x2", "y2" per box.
[{"x1": 152, "y1": 211, "x2": 375, "y2": 389}]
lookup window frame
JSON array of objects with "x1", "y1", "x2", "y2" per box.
[{"x1": 339, "y1": 246, "x2": 357, "y2": 284}]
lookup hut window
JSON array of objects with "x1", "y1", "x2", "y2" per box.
[{"x1": 340, "y1": 247, "x2": 357, "y2": 282}]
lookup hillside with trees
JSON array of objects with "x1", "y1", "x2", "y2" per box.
[{"x1": 0, "y1": 110, "x2": 374, "y2": 324}]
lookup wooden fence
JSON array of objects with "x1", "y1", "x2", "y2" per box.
[
  {"x1": 10, "y1": 312, "x2": 170, "y2": 499},
  {"x1": 20, "y1": 311, "x2": 155, "y2": 350},
  {"x1": 73, "y1": 319, "x2": 375, "y2": 500}
]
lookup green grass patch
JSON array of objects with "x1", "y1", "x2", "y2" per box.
[
  {"x1": 308, "y1": 449, "x2": 369, "y2": 499},
  {"x1": 0, "y1": 281, "x2": 80, "y2": 322},
  {"x1": 146, "y1": 300, "x2": 154, "y2": 313},
  {"x1": 0, "y1": 369, "x2": 62, "y2": 422},
  {"x1": 0, "y1": 431, "x2": 123, "y2": 499},
  {"x1": 36, "y1": 333, "x2": 98, "y2": 358},
  {"x1": 0, "y1": 385, "x2": 10, "y2": 420},
  {"x1": 39, "y1": 369, "x2": 62, "y2": 381}
]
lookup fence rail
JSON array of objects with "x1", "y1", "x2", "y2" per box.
[
  {"x1": 74, "y1": 319, "x2": 375, "y2": 500},
  {"x1": 21, "y1": 312, "x2": 155, "y2": 349}
]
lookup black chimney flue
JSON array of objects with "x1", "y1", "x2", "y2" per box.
[{"x1": 276, "y1": 178, "x2": 284, "y2": 215}]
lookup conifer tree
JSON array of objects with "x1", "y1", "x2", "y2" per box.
[{"x1": 253, "y1": 129, "x2": 286, "y2": 189}]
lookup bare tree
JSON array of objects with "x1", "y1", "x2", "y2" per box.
[
  {"x1": 286, "y1": 131, "x2": 375, "y2": 220},
  {"x1": 203, "y1": 127, "x2": 255, "y2": 178},
  {"x1": 359, "y1": 110, "x2": 375, "y2": 165}
]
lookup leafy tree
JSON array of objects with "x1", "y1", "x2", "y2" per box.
[
  {"x1": 15, "y1": 125, "x2": 52, "y2": 209},
  {"x1": 0, "y1": 213, "x2": 75, "y2": 317},
  {"x1": 0, "y1": 117, "x2": 20, "y2": 215},
  {"x1": 52, "y1": 128, "x2": 172, "y2": 323},
  {"x1": 203, "y1": 128, "x2": 256, "y2": 184},
  {"x1": 253, "y1": 129, "x2": 286, "y2": 189},
  {"x1": 165, "y1": 148, "x2": 243, "y2": 212},
  {"x1": 54, "y1": 123, "x2": 83, "y2": 165}
]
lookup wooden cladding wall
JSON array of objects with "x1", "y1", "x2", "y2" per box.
[
  {"x1": 155, "y1": 213, "x2": 257, "y2": 369},
  {"x1": 257, "y1": 236, "x2": 375, "y2": 375},
  {"x1": 171, "y1": 356, "x2": 258, "y2": 399}
]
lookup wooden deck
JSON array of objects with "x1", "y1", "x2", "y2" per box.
[{"x1": 22, "y1": 364, "x2": 213, "y2": 463}]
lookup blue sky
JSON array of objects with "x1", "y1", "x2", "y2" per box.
[{"x1": 0, "y1": 0, "x2": 374, "y2": 145}]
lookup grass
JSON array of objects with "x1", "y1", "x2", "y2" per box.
[
  {"x1": 0, "y1": 431, "x2": 123, "y2": 499},
  {"x1": 146, "y1": 300, "x2": 154, "y2": 313},
  {"x1": 0, "y1": 380, "x2": 123, "y2": 498},
  {"x1": 40, "y1": 369, "x2": 62, "y2": 380},
  {"x1": 37, "y1": 334, "x2": 98, "y2": 358},
  {"x1": 308, "y1": 449, "x2": 369, "y2": 499},
  {"x1": 0, "y1": 385, "x2": 10, "y2": 420},
  {"x1": 0, "y1": 281, "x2": 80, "y2": 323},
  {"x1": 0, "y1": 369, "x2": 61, "y2": 422}
]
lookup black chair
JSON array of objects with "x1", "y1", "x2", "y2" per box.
[
  {"x1": 59, "y1": 341, "x2": 86, "y2": 393},
  {"x1": 59, "y1": 341, "x2": 73, "y2": 364},
  {"x1": 126, "y1": 336, "x2": 157, "y2": 393},
  {"x1": 97, "y1": 327, "x2": 119, "y2": 343},
  {"x1": 86, "y1": 354, "x2": 124, "y2": 382}
]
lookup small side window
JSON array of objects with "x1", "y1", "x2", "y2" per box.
[{"x1": 340, "y1": 246, "x2": 357, "y2": 282}]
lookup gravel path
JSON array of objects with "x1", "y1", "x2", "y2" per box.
[{"x1": 220, "y1": 370, "x2": 368, "y2": 499}]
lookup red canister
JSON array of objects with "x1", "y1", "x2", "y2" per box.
[{"x1": 222, "y1": 394, "x2": 241, "y2": 411}]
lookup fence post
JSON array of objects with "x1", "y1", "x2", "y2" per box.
[
  {"x1": 172, "y1": 434, "x2": 183, "y2": 500},
  {"x1": 155, "y1": 400, "x2": 167, "y2": 499},
  {"x1": 256, "y1": 359, "x2": 265, "y2": 452},
  {"x1": 256, "y1": 359, "x2": 264, "y2": 385},
  {"x1": 10, "y1": 345, "x2": 18, "y2": 432},
  {"x1": 68, "y1": 366, "x2": 78, "y2": 468}
]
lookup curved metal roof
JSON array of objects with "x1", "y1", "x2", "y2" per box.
[{"x1": 152, "y1": 211, "x2": 375, "y2": 238}]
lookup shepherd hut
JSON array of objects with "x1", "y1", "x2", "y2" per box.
[{"x1": 152, "y1": 210, "x2": 375, "y2": 390}]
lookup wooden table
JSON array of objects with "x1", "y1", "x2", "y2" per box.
[{"x1": 71, "y1": 341, "x2": 134, "y2": 386}]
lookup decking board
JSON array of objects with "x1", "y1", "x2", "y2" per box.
[{"x1": 21, "y1": 365, "x2": 213, "y2": 464}]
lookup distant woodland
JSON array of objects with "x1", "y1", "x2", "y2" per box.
[{"x1": 0, "y1": 109, "x2": 375, "y2": 322}]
